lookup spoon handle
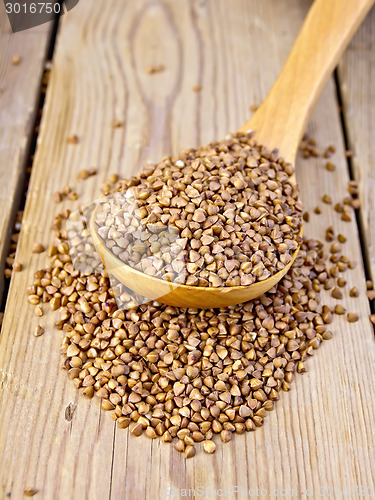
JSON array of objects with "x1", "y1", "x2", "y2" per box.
[{"x1": 240, "y1": 0, "x2": 374, "y2": 163}]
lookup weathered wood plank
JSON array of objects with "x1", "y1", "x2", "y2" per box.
[
  {"x1": 0, "y1": 1, "x2": 374, "y2": 499},
  {"x1": 338, "y1": 6, "x2": 375, "y2": 281},
  {"x1": 0, "y1": 4, "x2": 52, "y2": 301}
]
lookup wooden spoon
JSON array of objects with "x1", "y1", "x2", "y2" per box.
[{"x1": 90, "y1": 0, "x2": 374, "y2": 308}]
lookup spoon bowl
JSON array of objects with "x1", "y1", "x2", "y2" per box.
[
  {"x1": 89, "y1": 0, "x2": 373, "y2": 307},
  {"x1": 90, "y1": 208, "x2": 302, "y2": 307}
]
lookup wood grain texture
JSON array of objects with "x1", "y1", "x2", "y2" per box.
[
  {"x1": 0, "y1": 1, "x2": 374, "y2": 499},
  {"x1": 338, "y1": 6, "x2": 375, "y2": 281},
  {"x1": 0, "y1": 3, "x2": 51, "y2": 301},
  {"x1": 240, "y1": 0, "x2": 374, "y2": 163}
]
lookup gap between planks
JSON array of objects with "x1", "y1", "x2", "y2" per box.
[
  {"x1": 337, "y1": 5, "x2": 375, "y2": 300},
  {"x1": 0, "y1": 3, "x2": 53, "y2": 305}
]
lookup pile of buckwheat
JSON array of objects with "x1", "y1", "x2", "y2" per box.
[
  {"x1": 94, "y1": 132, "x2": 303, "y2": 287},
  {"x1": 25, "y1": 135, "x2": 367, "y2": 458}
]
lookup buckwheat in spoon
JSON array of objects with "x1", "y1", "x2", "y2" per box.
[{"x1": 90, "y1": 0, "x2": 374, "y2": 308}]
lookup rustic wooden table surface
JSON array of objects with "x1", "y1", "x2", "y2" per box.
[{"x1": 0, "y1": 1, "x2": 374, "y2": 499}]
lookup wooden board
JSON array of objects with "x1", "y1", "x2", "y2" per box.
[
  {"x1": 0, "y1": 1, "x2": 374, "y2": 498},
  {"x1": 0, "y1": 3, "x2": 52, "y2": 302},
  {"x1": 338, "y1": 6, "x2": 375, "y2": 281}
]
